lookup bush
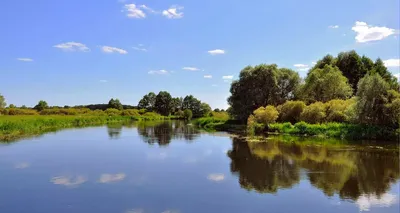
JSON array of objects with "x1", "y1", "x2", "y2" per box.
[
  {"x1": 210, "y1": 111, "x2": 230, "y2": 120},
  {"x1": 324, "y1": 99, "x2": 355, "y2": 122},
  {"x1": 1, "y1": 108, "x2": 39, "y2": 115},
  {"x1": 121, "y1": 109, "x2": 140, "y2": 116},
  {"x1": 105, "y1": 108, "x2": 121, "y2": 116},
  {"x1": 300, "y1": 102, "x2": 326, "y2": 124},
  {"x1": 174, "y1": 110, "x2": 184, "y2": 118},
  {"x1": 253, "y1": 105, "x2": 279, "y2": 125},
  {"x1": 278, "y1": 101, "x2": 306, "y2": 123},
  {"x1": 183, "y1": 109, "x2": 193, "y2": 120}
]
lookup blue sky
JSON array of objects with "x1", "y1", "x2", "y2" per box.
[{"x1": 0, "y1": 0, "x2": 399, "y2": 109}]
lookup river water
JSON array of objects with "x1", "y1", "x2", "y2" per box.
[{"x1": 0, "y1": 121, "x2": 399, "y2": 213}]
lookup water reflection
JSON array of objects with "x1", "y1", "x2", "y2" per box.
[
  {"x1": 228, "y1": 138, "x2": 400, "y2": 201},
  {"x1": 136, "y1": 121, "x2": 200, "y2": 146},
  {"x1": 107, "y1": 124, "x2": 123, "y2": 139}
]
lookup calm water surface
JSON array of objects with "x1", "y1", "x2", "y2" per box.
[{"x1": 0, "y1": 121, "x2": 399, "y2": 213}]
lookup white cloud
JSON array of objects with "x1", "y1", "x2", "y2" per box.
[
  {"x1": 102, "y1": 46, "x2": 128, "y2": 54},
  {"x1": 311, "y1": 61, "x2": 317, "y2": 65},
  {"x1": 98, "y1": 173, "x2": 126, "y2": 183},
  {"x1": 162, "y1": 6, "x2": 184, "y2": 19},
  {"x1": 329, "y1": 25, "x2": 339, "y2": 29},
  {"x1": 51, "y1": 175, "x2": 87, "y2": 187},
  {"x1": 208, "y1": 49, "x2": 225, "y2": 55},
  {"x1": 133, "y1": 46, "x2": 148, "y2": 52},
  {"x1": 352, "y1": 21, "x2": 396, "y2": 43},
  {"x1": 207, "y1": 173, "x2": 225, "y2": 182},
  {"x1": 383, "y1": 59, "x2": 400, "y2": 67},
  {"x1": 294, "y1": 64, "x2": 309, "y2": 68},
  {"x1": 140, "y1": 5, "x2": 157, "y2": 14},
  {"x1": 394, "y1": 73, "x2": 400, "y2": 81},
  {"x1": 15, "y1": 162, "x2": 30, "y2": 169},
  {"x1": 222, "y1": 75, "x2": 233, "y2": 80},
  {"x1": 99, "y1": 80, "x2": 108, "y2": 83},
  {"x1": 297, "y1": 68, "x2": 309, "y2": 72},
  {"x1": 204, "y1": 75, "x2": 212, "y2": 78},
  {"x1": 148, "y1": 70, "x2": 169, "y2": 75},
  {"x1": 125, "y1": 4, "x2": 146, "y2": 18},
  {"x1": 17, "y1": 58, "x2": 33, "y2": 62},
  {"x1": 182, "y1": 67, "x2": 200, "y2": 71},
  {"x1": 53, "y1": 42, "x2": 90, "y2": 52},
  {"x1": 356, "y1": 193, "x2": 397, "y2": 211}
]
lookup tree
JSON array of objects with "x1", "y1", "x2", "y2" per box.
[
  {"x1": 300, "y1": 65, "x2": 352, "y2": 103},
  {"x1": 324, "y1": 99, "x2": 356, "y2": 122},
  {"x1": 373, "y1": 58, "x2": 399, "y2": 90},
  {"x1": 361, "y1": 55, "x2": 374, "y2": 73},
  {"x1": 278, "y1": 101, "x2": 306, "y2": 123},
  {"x1": 228, "y1": 64, "x2": 296, "y2": 121},
  {"x1": 0, "y1": 93, "x2": 6, "y2": 108},
  {"x1": 155, "y1": 91, "x2": 173, "y2": 116},
  {"x1": 183, "y1": 109, "x2": 193, "y2": 120},
  {"x1": 355, "y1": 74, "x2": 389, "y2": 125},
  {"x1": 34, "y1": 100, "x2": 48, "y2": 111},
  {"x1": 336, "y1": 50, "x2": 365, "y2": 92},
  {"x1": 108, "y1": 98, "x2": 123, "y2": 110},
  {"x1": 214, "y1": 108, "x2": 221, "y2": 112},
  {"x1": 312, "y1": 54, "x2": 336, "y2": 69},
  {"x1": 182, "y1": 95, "x2": 202, "y2": 117},
  {"x1": 253, "y1": 105, "x2": 279, "y2": 125},
  {"x1": 200, "y1": 103, "x2": 212, "y2": 117},
  {"x1": 300, "y1": 102, "x2": 326, "y2": 124},
  {"x1": 138, "y1": 92, "x2": 156, "y2": 111},
  {"x1": 8, "y1": 104, "x2": 16, "y2": 108},
  {"x1": 20, "y1": 105, "x2": 27, "y2": 109},
  {"x1": 171, "y1": 97, "x2": 183, "y2": 113}
]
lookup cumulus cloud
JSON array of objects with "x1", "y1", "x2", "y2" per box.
[
  {"x1": 311, "y1": 61, "x2": 317, "y2": 65},
  {"x1": 102, "y1": 46, "x2": 128, "y2": 54},
  {"x1": 162, "y1": 6, "x2": 184, "y2": 19},
  {"x1": 140, "y1": 5, "x2": 157, "y2": 14},
  {"x1": 352, "y1": 21, "x2": 396, "y2": 43},
  {"x1": 17, "y1": 58, "x2": 33, "y2": 62},
  {"x1": 294, "y1": 64, "x2": 308, "y2": 68},
  {"x1": 394, "y1": 73, "x2": 400, "y2": 81},
  {"x1": 208, "y1": 49, "x2": 225, "y2": 55},
  {"x1": 125, "y1": 4, "x2": 146, "y2": 18},
  {"x1": 51, "y1": 175, "x2": 87, "y2": 187},
  {"x1": 207, "y1": 173, "x2": 225, "y2": 182},
  {"x1": 148, "y1": 70, "x2": 169, "y2": 75},
  {"x1": 356, "y1": 193, "x2": 398, "y2": 211},
  {"x1": 329, "y1": 25, "x2": 339, "y2": 29},
  {"x1": 182, "y1": 67, "x2": 200, "y2": 71},
  {"x1": 98, "y1": 173, "x2": 126, "y2": 183},
  {"x1": 204, "y1": 75, "x2": 212, "y2": 78},
  {"x1": 383, "y1": 59, "x2": 400, "y2": 67},
  {"x1": 53, "y1": 42, "x2": 90, "y2": 52},
  {"x1": 222, "y1": 75, "x2": 233, "y2": 80}
]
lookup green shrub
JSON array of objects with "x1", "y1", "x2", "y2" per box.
[
  {"x1": 325, "y1": 99, "x2": 355, "y2": 122},
  {"x1": 183, "y1": 109, "x2": 193, "y2": 120},
  {"x1": 1, "y1": 108, "x2": 39, "y2": 115},
  {"x1": 300, "y1": 102, "x2": 326, "y2": 124},
  {"x1": 105, "y1": 108, "x2": 121, "y2": 116},
  {"x1": 210, "y1": 111, "x2": 230, "y2": 120},
  {"x1": 278, "y1": 101, "x2": 306, "y2": 123},
  {"x1": 253, "y1": 105, "x2": 279, "y2": 125},
  {"x1": 121, "y1": 109, "x2": 140, "y2": 116}
]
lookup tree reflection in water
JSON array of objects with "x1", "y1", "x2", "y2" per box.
[{"x1": 228, "y1": 137, "x2": 399, "y2": 201}]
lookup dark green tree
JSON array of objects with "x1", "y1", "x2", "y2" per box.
[
  {"x1": 361, "y1": 55, "x2": 374, "y2": 73},
  {"x1": 183, "y1": 109, "x2": 193, "y2": 120},
  {"x1": 200, "y1": 102, "x2": 212, "y2": 117},
  {"x1": 182, "y1": 95, "x2": 202, "y2": 117},
  {"x1": 373, "y1": 58, "x2": 399, "y2": 90},
  {"x1": 214, "y1": 108, "x2": 220, "y2": 112},
  {"x1": 34, "y1": 100, "x2": 49, "y2": 111},
  {"x1": 8, "y1": 104, "x2": 16, "y2": 108},
  {"x1": 171, "y1": 97, "x2": 183, "y2": 113},
  {"x1": 138, "y1": 92, "x2": 156, "y2": 111},
  {"x1": 276, "y1": 68, "x2": 300, "y2": 104},
  {"x1": 108, "y1": 98, "x2": 123, "y2": 110},
  {"x1": 20, "y1": 105, "x2": 27, "y2": 109},
  {"x1": 336, "y1": 50, "x2": 365, "y2": 92},
  {"x1": 155, "y1": 91, "x2": 173, "y2": 116},
  {"x1": 313, "y1": 54, "x2": 336, "y2": 69}
]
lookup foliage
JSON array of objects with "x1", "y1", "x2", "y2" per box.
[
  {"x1": 171, "y1": 97, "x2": 183, "y2": 113},
  {"x1": 174, "y1": 110, "x2": 184, "y2": 118},
  {"x1": 104, "y1": 108, "x2": 122, "y2": 116},
  {"x1": 324, "y1": 99, "x2": 356, "y2": 122},
  {"x1": 336, "y1": 50, "x2": 365, "y2": 92},
  {"x1": 155, "y1": 91, "x2": 173, "y2": 116},
  {"x1": 39, "y1": 108, "x2": 90, "y2": 115},
  {"x1": 182, "y1": 95, "x2": 202, "y2": 117},
  {"x1": 210, "y1": 111, "x2": 230, "y2": 120},
  {"x1": 138, "y1": 92, "x2": 156, "y2": 111},
  {"x1": 34, "y1": 100, "x2": 49, "y2": 111},
  {"x1": 300, "y1": 65, "x2": 352, "y2": 103},
  {"x1": 108, "y1": 98, "x2": 123, "y2": 110},
  {"x1": 312, "y1": 54, "x2": 336, "y2": 69},
  {"x1": 200, "y1": 102, "x2": 212, "y2": 117},
  {"x1": 1, "y1": 108, "x2": 39, "y2": 115},
  {"x1": 228, "y1": 64, "x2": 299, "y2": 121},
  {"x1": 183, "y1": 109, "x2": 193, "y2": 120},
  {"x1": 8, "y1": 104, "x2": 16, "y2": 108},
  {"x1": 277, "y1": 101, "x2": 306, "y2": 123},
  {"x1": 252, "y1": 105, "x2": 279, "y2": 125},
  {"x1": 0, "y1": 94, "x2": 5, "y2": 109},
  {"x1": 121, "y1": 109, "x2": 140, "y2": 116},
  {"x1": 373, "y1": 58, "x2": 399, "y2": 90},
  {"x1": 300, "y1": 102, "x2": 326, "y2": 124}
]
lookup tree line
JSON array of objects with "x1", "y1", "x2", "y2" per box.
[{"x1": 228, "y1": 50, "x2": 399, "y2": 128}]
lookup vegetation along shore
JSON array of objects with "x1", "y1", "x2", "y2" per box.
[{"x1": 1, "y1": 50, "x2": 399, "y2": 141}]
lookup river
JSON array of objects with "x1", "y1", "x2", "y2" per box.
[{"x1": 0, "y1": 121, "x2": 398, "y2": 213}]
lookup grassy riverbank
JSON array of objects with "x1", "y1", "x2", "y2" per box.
[
  {"x1": 0, "y1": 115, "x2": 172, "y2": 141},
  {"x1": 194, "y1": 118, "x2": 399, "y2": 141}
]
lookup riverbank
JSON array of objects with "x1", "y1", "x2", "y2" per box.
[
  {"x1": 0, "y1": 115, "x2": 173, "y2": 141},
  {"x1": 193, "y1": 118, "x2": 399, "y2": 141}
]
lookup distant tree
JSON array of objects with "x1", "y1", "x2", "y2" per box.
[
  {"x1": 108, "y1": 98, "x2": 123, "y2": 110},
  {"x1": 312, "y1": 54, "x2": 336, "y2": 69},
  {"x1": 20, "y1": 105, "x2": 27, "y2": 109},
  {"x1": 0, "y1": 93, "x2": 6, "y2": 108},
  {"x1": 373, "y1": 58, "x2": 399, "y2": 90},
  {"x1": 336, "y1": 50, "x2": 365, "y2": 92},
  {"x1": 34, "y1": 100, "x2": 49, "y2": 111},
  {"x1": 276, "y1": 68, "x2": 301, "y2": 104},
  {"x1": 300, "y1": 65, "x2": 352, "y2": 103},
  {"x1": 171, "y1": 97, "x2": 183, "y2": 113},
  {"x1": 174, "y1": 109, "x2": 184, "y2": 118},
  {"x1": 182, "y1": 95, "x2": 202, "y2": 117},
  {"x1": 214, "y1": 108, "x2": 221, "y2": 112},
  {"x1": 155, "y1": 91, "x2": 173, "y2": 116},
  {"x1": 8, "y1": 104, "x2": 16, "y2": 108},
  {"x1": 200, "y1": 103, "x2": 212, "y2": 117},
  {"x1": 138, "y1": 92, "x2": 156, "y2": 111},
  {"x1": 183, "y1": 109, "x2": 193, "y2": 120}
]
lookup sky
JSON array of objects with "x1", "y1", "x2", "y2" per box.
[{"x1": 0, "y1": 0, "x2": 399, "y2": 109}]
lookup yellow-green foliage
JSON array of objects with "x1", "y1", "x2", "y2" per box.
[
  {"x1": 325, "y1": 99, "x2": 356, "y2": 122},
  {"x1": 105, "y1": 108, "x2": 121, "y2": 116},
  {"x1": 211, "y1": 111, "x2": 230, "y2": 120},
  {"x1": 121, "y1": 109, "x2": 140, "y2": 116},
  {"x1": 1, "y1": 108, "x2": 39, "y2": 115},
  {"x1": 277, "y1": 101, "x2": 306, "y2": 123},
  {"x1": 253, "y1": 105, "x2": 279, "y2": 124},
  {"x1": 39, "y1": 108, "x2": 91, "y2": 115},
  {"x1": 301, "y1": 102, "x2": 326, "y2": 124}
]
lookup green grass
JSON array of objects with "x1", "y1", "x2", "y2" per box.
[{"x1": 0, "y1": 115, "x2": 171, "y2": 141}]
